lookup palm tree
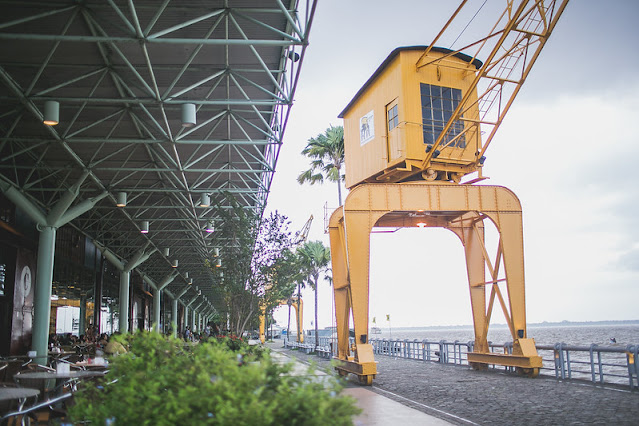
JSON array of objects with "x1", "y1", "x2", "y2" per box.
[
  {"x1": 297, "y1": 240, "x2": 331, "y2": 349},
  {"x1": 297, "y1": 125, "x2": 345, "y2": 205}
]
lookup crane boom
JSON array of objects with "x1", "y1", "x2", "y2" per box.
[
  {"x1": 293, "y1": 215, "x2": 313, "y2": 246},
  {"x1": 417, "y1": 0, "x2": 570, "y2": 180}
]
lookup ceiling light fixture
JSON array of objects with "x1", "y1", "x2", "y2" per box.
[
  {"x1": 172, "y1": 259, "x2": 178, "y2": 268},
  {"x1": 205, "y1": 220, "x2": 214, "y2": 233},
  {"x1": 116, "y1": 192, "x2": 127, "y2": 207},
  {"x1": 43, "y1": 101, "x2": 59, "y2": 126},
  {"x1": 199, "y1": 193, "x2": 210, "y2": 207},
  {"x1": 181, "y1": 103, "x2": 196, "y2": 127},
  {"x1": 141, "y1": 221, "x2": 149, "y2": 234}
]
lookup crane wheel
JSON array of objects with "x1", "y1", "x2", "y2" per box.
[
  {"x1": 469, "y1": 362, "x2": 487, "y2": 371},
  {"x1": 516, "y1": 367, "x2": 540, "y2": 378},
  {"x1": 358, "y1": 375, "x2": 373, "y2": 386},
  {"x1": 422, "y1": 168, "x2": 437, "y2": 181}
]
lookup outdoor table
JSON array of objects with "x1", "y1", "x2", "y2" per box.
[
  {"x1": 14, "y1": 370, "x2": 106, "y2": 395},
  {"x1": 48, "y1": 351, "x2": 76, "y2": 358},
  {"x1": 0, "y1": 387, "x2": 40, "y2": 411},
  {"x1": 73, "y1": 361, "x2": 108, "y2": 370}
]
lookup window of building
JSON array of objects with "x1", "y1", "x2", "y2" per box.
[
  {"x1": 420, "y1": 83, "x2": 465, "y2": 148},
  {"x1": 387, "y1": 104, "x2": 398, "y2": 131}
]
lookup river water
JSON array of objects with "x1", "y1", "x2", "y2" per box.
[
  {"x1": 365, "y1": 323, "x2": 639, "y2": 385},
  {"x1": 368, "y1": 323, "x2": 639, "y2": 346}
]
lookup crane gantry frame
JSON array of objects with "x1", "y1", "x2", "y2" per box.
[{"x1": 329, "y1": 0, "x2": 570, "y2": 385}]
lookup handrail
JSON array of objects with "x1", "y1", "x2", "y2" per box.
[{"x1": 307, "y1": 336, "x2": 638, "y2": 390}]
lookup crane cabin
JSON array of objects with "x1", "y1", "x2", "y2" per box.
[{"x1": 339, "y1": 46, "x2": 483, "y2": 188}]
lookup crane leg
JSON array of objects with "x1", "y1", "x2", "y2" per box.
[
  {"x1": 329, "y1": 208, "x2": 377, "y2": 385},
  {"x1": 328, "y1": 183, "x2": 542, "y2": 381},
  {"x1": 259, "y1": 306, "x2": 266, "y2": 344},
  {"x1": 328, "y1": 212, "x2": 351, "y2": 360}
]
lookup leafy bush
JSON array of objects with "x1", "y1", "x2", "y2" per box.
[{"x1": 69, "y1": 331, "x2": 360, "y2": 425}]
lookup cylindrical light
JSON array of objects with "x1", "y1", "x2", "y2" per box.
[
  {"x1": 215, "y1": 258, "x2": 221, "y2": 268},
  {"x1": 205, "y1": 220, "x2": 214, "y2": 233},
  {"x1": 116, "y1": 192, "x2": 127, "y2": 207},
  {"x1": 185, "y1": 272, "x2": 189, "y2": 279},
  {"x1": 199, "y1": 193, "x2": 210, "y2": 207},
  {"x1": 219, "y1": 271, "x2": 224, "y2": 278},
  {"x1": 163, "y1": 247, "x2": 170, "y2": 257},
  {"x1": 172, "y1": 259, "x2": 178, "y2": 268},
  {"x1": 181, "y1": 103, "x2": 196, "y2": 127},
  {"x1": 213, "y1": 248, "x2": 220, "y2": 257},
  {"x1": 287, "y1": 51, "x2": 300, "y2": 62},
  {"x1": 188, "y1": 279, "x2": 193, "y2": 285},
  {"x1": 43, "y1": 101, "x2": 59, "y2": 126},
  {"x1": 140, "y1": 221, "x2": 149, "y2": 234}
]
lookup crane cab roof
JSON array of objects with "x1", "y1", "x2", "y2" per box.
[{"x1": 338, "y1": 45, "x2": 482, "y2": 118}]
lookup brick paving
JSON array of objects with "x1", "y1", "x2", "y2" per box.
[{"x1": 268, "y1": 342, "x2": 639, "y2": 425}]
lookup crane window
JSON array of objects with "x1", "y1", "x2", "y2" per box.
[
  {"x1": 421, "y1": 83, "x2": 465, "y2": 148},
  {"x1": 387, "y1": 104, "x2": 399, "y2": 131}
]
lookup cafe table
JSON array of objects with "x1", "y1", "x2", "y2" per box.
[
  {"x1": 14, "y1": 370, "x2": 106, "y2": 394},
  {"x1": 0, "y1": 386, "x2": 40, "y2": 411}
]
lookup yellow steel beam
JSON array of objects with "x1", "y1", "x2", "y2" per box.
[{"x1": 328, "y1": 183, "x2": 540, "y2": 384}]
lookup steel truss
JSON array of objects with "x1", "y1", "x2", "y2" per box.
[{"x1": 0, "y1": 0, "x2": 316, "y2": 312}]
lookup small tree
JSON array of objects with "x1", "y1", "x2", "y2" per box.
[
  {"x1": 213, "y1": 197, "x2": 297, "y2": 336},
  {"x1": 298, "y1": 125, "x2": 345, "y2": 205},
  {"x1": 297, "y1": 241, "x2": 331, "y2": 349}
]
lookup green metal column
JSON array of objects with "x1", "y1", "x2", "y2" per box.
[
  {"x1": 119, "y1": 271, "x2": 130, "y2": 332},
  {"x1": 184, "y1": 306, "x2": 189, "y2": 333},
  {"x1": 153, "y1": 287, "x2": 161, "y2": 333},
  {"x1": 32, "y1": 226, "x2": 56, "y2": 362},
  {"x1": 172, "y1": 298, "x2": 178, "y2": 338},
  {"x1": 79, "y1": 294, "x2": 87, "y2": 337}
]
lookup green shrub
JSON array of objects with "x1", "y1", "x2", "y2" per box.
[{"x1": 69, "y1": 331, "x2": 360, "y2": 425}]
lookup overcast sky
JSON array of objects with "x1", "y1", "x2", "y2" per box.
[{"x1": 267, "y1": 0, "x2": 639, "y2": 330}]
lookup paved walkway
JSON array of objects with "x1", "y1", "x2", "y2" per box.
[
  {"x1": 268, "y1": 341, "x2": 639, "y2": 426},
  {"x1": 268, "y1": 344, "x2": 452, "y2": 425}
]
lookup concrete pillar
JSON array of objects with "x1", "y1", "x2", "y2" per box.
[
  {"x1": 172, "y1": 298, "x2": 178, "y2": 338},
  {"x1": 99, "y1": 244, "x2": 154, "y2": 334},
  {"x1": 79, "y1": 294, "x2": 87, "y2": 337},
  {"x1": 119, "y1": 270, "x2": 130, "y2": 332},
  {"x1": 153, "y1": 287, "x2": 161, "y2": 333},
  {"x1": 32, "y1": 226, "x2": 56, "y2": 362},
  {"x1": 184, "y1": 306, "x2": 189, "y2": 333},
  {"x1": 192, "y1": 310, "x2": 196, "y2": 332},
  {"x1": 93, "y1": 252, "x2": 104, "y2": 332}
]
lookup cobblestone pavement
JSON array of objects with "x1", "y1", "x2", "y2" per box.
[{"x1": 267, "y1": 342, "x2": 639, "y2": 426}]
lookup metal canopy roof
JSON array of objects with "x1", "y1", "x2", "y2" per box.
[{"x1": 0, "y1": 0, "x2": 315, "y2": 313}]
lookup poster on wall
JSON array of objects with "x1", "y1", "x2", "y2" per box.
[
  {"x1": 10, "y1": 248, "x2": 36, "y2": 355},
  {"x1": 359, "y1": 110, "x2": 375, "y2": 146}
]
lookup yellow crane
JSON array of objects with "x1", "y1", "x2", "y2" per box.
[
  {"x1": 259, "y1": 215, "x2": 313, "y2": 344},
  {"x1": 329, "y1": 0, "x2": 569, "y2": 385}
]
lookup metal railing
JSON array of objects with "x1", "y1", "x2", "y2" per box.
[{"x1": 305, "y1": 337, "x2": 639, "y2": 390}]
